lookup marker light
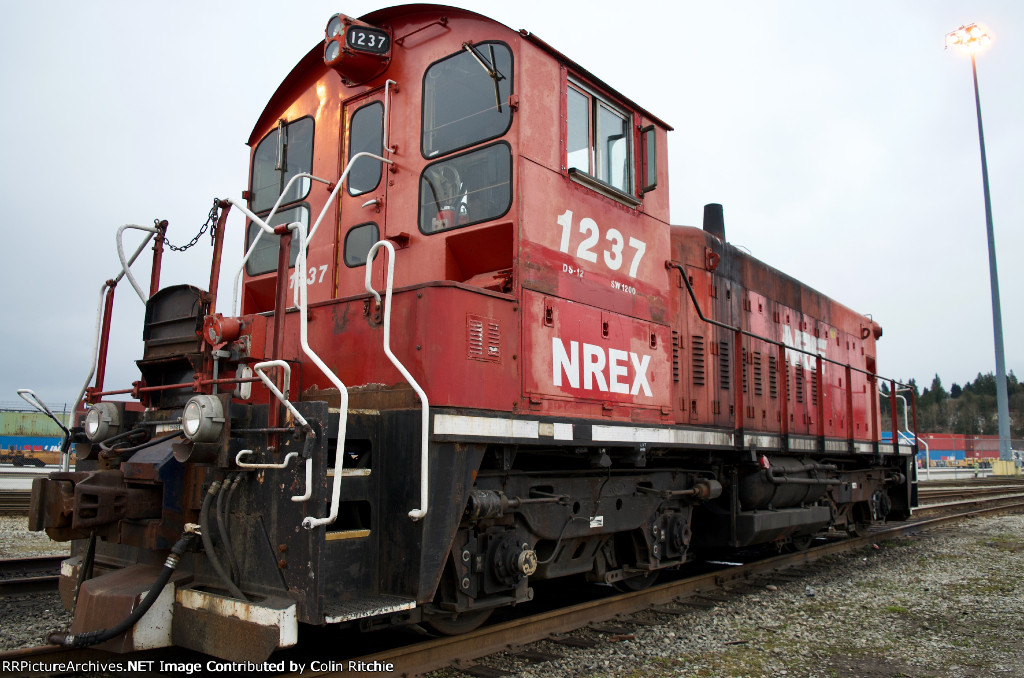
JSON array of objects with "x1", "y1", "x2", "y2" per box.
[
  {"x1": 84, "y1": 403, "x2": 121, "y2": 442},
  {"x1": 181, "y1": 395, "x2": 225, "y2": 443}
]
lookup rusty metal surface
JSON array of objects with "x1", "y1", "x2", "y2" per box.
[
  {"x1": 172, "y1": 601, "x2": 280, "y2": 663},
  {"x1": 71, "y1": 564, "x2": 160, "y2": 653}
]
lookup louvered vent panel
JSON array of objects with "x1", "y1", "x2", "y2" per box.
[
  {"x1": 672, "y1": 331, "x2": 681, "y2": 383},
  {"x1": 769, "y1": 356, "x2": 778, "y2": 399},
  {"x1": 467, "y1": 315, "x2": 500, "y2": 362},
  {"x1": 692, "y1": 336, "x2": 705, "y2": 387},
  {"x1": 742, "y1": 348, "x2": 748, "y2": 394},
  {"x1": 754, "y1": 352, "x2": 763, "y2": 396},
  {"x1": 719, "y1": 341, "x2": 730, "y2": 391},
  {"x1": 795, "y1": 365, "x2": 804, "y2": 404}
]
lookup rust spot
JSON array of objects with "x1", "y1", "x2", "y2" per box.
[{"x1": 277, "y1": 560, "x2": 288, "y2": 569}]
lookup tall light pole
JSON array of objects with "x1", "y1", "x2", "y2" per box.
[{"x1": 945, "y1": 23, "x2": 1011, "y2": 462}]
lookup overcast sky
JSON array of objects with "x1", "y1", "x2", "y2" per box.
[{"x1": 1, "y1": 1, "x2": 1020, "y2": 413}]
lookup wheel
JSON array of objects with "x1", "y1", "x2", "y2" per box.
[
  {"x1": 425, "y1": 608, "x2": 493, "y2": 635},
  {"x1": 612, "y1": 571, "x2": 659, "y2": 592},
  {"x1": 846, "y1": 522, "x2": 870, "y2": 538},
  {"x1": 783, "y1": 534, "x2": 815, "y2": 552}
]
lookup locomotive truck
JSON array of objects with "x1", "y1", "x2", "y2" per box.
[{"x1": 26, "y1": 4, "x2": 917, "y2": 662}]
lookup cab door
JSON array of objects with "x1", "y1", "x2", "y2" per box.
[{"x1": 335, "y1": 90, "x2": 389, "y2": 298}]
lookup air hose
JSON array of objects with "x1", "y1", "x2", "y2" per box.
[
  {"x1": 200, "y1": 480, "x2": 248, "y2": 601},
  {"x1": 48, "y1": 531, "x2": 195, "y2": 649}
]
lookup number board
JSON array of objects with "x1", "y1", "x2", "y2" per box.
[{"x1": 346, "y1": 26, "x2": 390, "y2": 55}]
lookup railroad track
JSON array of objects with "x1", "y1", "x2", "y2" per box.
[
  {"x1": 318, "y1": 499, "x2": 1024, "y2": 678},
  {"x1": 918, "y1": 484, "x2": 1024, "y2": 504},
  {"x1": 2, "y1": 488, "x2": 1022, "y2": 677},
  {"x1": 0, "y1": 555, "x2": 64, "y2": 597},
  {"x1": 0, "y1": 490, "x2": 31, "y2": 513}
]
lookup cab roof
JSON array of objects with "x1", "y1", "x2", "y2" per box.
[{"x1": 248, "y1": 4, "x2": 671, "y2": 146}]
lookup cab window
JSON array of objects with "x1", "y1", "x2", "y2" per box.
[
  {"x1": 566, "y1": 82, "x2": 634, "y2": 200},
  {"x1": 250, "y1": 117, "x2": 315, "y2": 213},
  {"x1": 344, "y1": 222, "x2": 379, "y2": 267},
  {"x1": 245, "y1": 205, "x2": 308, "y2": 276},
  {"x1": 422, "y1": 42, "x2": 513, "y2": 158},
  {"x1": 347, "y1": 103, "x2": 383, "y2": 196},
  {"x1": 419, "y1": 143, "x2": 511, "y2": 233}
]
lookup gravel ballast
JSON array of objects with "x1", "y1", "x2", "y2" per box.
[
  {"x1": 2, "y1": 513, "x2": 1022, "y2": 677},
  {"x1": 436, "y1": 513, "x2": 1024, "y2": 678}
]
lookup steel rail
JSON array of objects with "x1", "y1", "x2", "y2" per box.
[
  {"x1": 0, "y1": 490, "x2": 31, "y2": 513},
  {"x1": 0, "y1": 556, "x2": 65, "y2": 598},
  {"x1": 301, "y1": 499, "x2": 1024, "y2": 678},
  {"x1": 2, "y1": 494, "x2": 1021, "y2": 675}
]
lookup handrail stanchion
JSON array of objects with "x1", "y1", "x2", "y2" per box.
[
  {"x1": 889, "y1": 380, "x2": 899, "y2": 455},
  {"x1": 149, "y1": 220, "x2": 167, "y2": 298},
  {"x1": 93, "y1": 284, "x2": 117, "y2": 398},
  {"x1": 207, "y1": 201, "x2": 232, "y2": 313},
  {"x1": 733, "y1": 329, "x2": 743, "y2": 448},
  {"x1": 74, "y1": 228, "x2": 157, "y2": 418}
]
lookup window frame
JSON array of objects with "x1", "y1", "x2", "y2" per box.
[
  {"x1": 249, "y1": 116, "x2": 316, "y2": 214},
  {"x1": 565, "y1": 79, "x2": 639, "y2": 207},
  {"x1": 244, "y1": 203, "x2": 310, "y2": 277},
  {"x1": 343, "y1": 222, "x2": 380, "y2": 268},
  {"x1": 420, "y1": 41, "x2": 514, "y2": 160},
  {"x1": 417, "y1": 141, "x2": 513, "y2": 235},
  {"x1": 346, "y1": 101, "x2": 384, "y2": 197}
]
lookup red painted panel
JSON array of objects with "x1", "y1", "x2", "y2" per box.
[{"x1": 522, "y1": 290, "x2": 671, "y2": 418}]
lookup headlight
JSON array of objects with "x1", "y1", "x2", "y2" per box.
[
  {"x1": 84, "y1": 403, "x2": 121, "y2": 442},
  {"x1": 326, "y1": 14, "x2": 343, "y2": 38},
  {"x1": 181, "y1": 395, "x2": 225, "y2": 443},
  {"x1": 324, "y1": 39, "x2": 341, "y2": 64}
]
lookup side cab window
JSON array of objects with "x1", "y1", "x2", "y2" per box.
[{"x1": 565, "y1": 80, "x2": 647, "y2": 206}]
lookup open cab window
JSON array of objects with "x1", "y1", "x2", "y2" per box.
[{"x1": 566, "y1": 81, "x2": 638, "y2": 207}]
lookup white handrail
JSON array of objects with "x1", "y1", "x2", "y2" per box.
[
  {"x1": 70, "y1": 228, "x2": 155, "y2": 455},
  {"x1": 116, "y1": 224, "x2": 161, "y2": 303},
  {"x1": 228, "y1": 150, "x2": 396, "y2": 528},
  {"x1": 289, "y1": 217, "x2": 349, "y2": 530},
  {"x1": 893, "y1": 392, "x2": 930, "y2": 480},
  {"x1": 251, "y1": 360, "x2": 310, "y2": 430},
  {"x1": 235, "y1": 450, "x2": 298, "y2": 469},
  {"x1": 16, "y1": 389, "x2": 71, "y2": 471},
  {"x1": 228, "y1": 172, "x2": 332, "y2": 316},
  {"x1": 229, "y1": 151, "x2": 394, "y2": 316},
  {"x1": 251, "y1": 360, "x2": 315, "y2": 501},
  {"x1": 292, "y1": 457, "x2": 313, "y2": 503},
  {"x1": 364, "y1": 240, "x2": 430, "y2": 521}
]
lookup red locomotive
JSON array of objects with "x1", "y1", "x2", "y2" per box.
[{"x1": 27, "y1": 5, "x2": 916, "y2": 661}]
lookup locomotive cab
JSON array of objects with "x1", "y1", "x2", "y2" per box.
[{"x1": 27, "y1": 4, "x2": 915, "y2": 663}]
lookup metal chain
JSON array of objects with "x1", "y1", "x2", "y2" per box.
[{"x1": 162, "y1": 199, "x2": 221, "y2": 252}]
